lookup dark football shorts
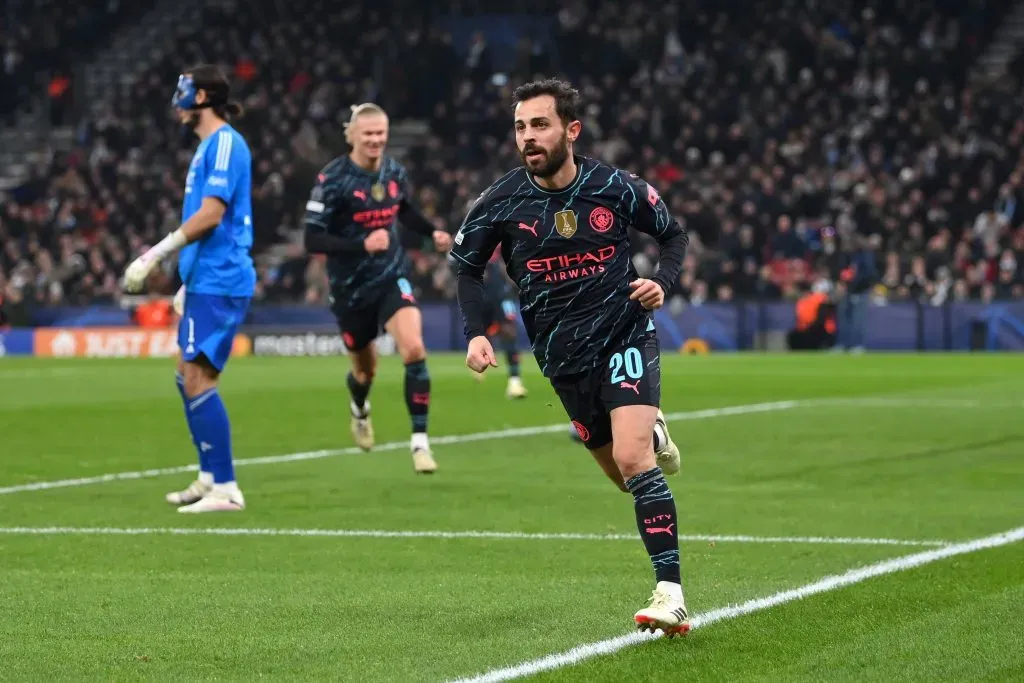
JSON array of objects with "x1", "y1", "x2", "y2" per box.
[
  {"x1": 331, "y1": 277, "x2": 418, "y2": 351},
  {"x1": 484, "y1": 292, "x2": 518, "y2": 337},
  {"x1": 549, "y1": 333, "x2": 662, "y2": 450}
]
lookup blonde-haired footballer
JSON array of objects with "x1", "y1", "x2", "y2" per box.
[{"x1": 303, "y1": 104, "x2": 452, "y2": 474}]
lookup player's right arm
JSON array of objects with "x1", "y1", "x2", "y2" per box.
[
  {"x1": 450, "y1": 191, "x2": 504, "y2": 370},
  {"x1": 303, "y1": 170, "x2": 368, "y2": 255}
]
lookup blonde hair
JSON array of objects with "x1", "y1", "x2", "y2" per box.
[{"x1": 343, "y1": 103, "x2": 388, "y2": 144}]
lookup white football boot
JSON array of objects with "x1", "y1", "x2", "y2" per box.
[
  {"x1": 654, "y1": 409, "x2": 681, "y2": 475},
  {"x1": 505, "y1": 376, "x2": 528, "y2": 399},
  {"x1": 351, "y1": 400, "x2": 375, "y2": 451},
  {"x1": 634, "y1": 581, "x2": 690, "y2": 637},
  {"x1": 411, "y1": 433, "x2": 437, "y2": 474},
  {"x1": 177, "y1": 484, "x2": 245, "y2": 513}
]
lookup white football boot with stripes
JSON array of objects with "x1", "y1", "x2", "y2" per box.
[
  {"x1": 654, "y1": 409, "x2": 681, "y2": 475},
  {"x1": 177, "y1": 484, "x2": 245, "y2": 513},
  {"x1": 634, "y1": 581, "x2": 690, "y2": 637},
  {"x1": 165, "y1": 479, "x2": 212, "y2": 506}
]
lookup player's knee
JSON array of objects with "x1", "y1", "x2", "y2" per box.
[
  {"x1": 182, "y1": 361, "x2": 218, "y2": 398},
  {"x1": 400, "y1": 341, "x2": 426, "y2": 364},
  {"x1": 612, "y1": 442, "x2": 655, "y2": 481},
  {"x1": 349, "y1": 349, "x2": 376, "y2": 382},
  {"x1": 351, "y1": 362, "x2": 375, "y2": 384}
]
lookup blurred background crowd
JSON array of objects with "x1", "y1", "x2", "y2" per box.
[{"x1": 1, "y1": 0, "x2": 1022, "y2": 328}]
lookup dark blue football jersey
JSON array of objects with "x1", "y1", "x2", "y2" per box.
[
  {"x1": 304, "y1": 155, "x2": 414, "y2": 307},
  {"x1": 450, "y1": 155, "x2": 688, "y2": 377}
]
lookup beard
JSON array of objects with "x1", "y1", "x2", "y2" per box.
[
  {"x1": 175, "y1": 109, "x2": 201, "y2": 143},
  {"x1": 520, "y1": 133, "x2": 570, "y2": 178}
]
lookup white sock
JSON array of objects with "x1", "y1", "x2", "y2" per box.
[
  {"x1": 656, "y1": 580, "x2": 684, "y2": 602},
  {"x1": 212, "y1": 481, "x2": 241, "y2": 497},
  {"x1": 351, "y1": 400, "x2": 370, "y2": 419},
  {"x1": 411, "y1": 432, "x2": 430, "y2": 452},
  {"x1": 653, "y1": 423, "x2": 667, "y2": 451},
  {"x1": 198, "y1": 471, "x2": 214, "y2": 486}
]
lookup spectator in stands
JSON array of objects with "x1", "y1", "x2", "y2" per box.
[
  {"x1": 787, "y1": 280, "x2": 837, "y2": 351},
  {"x1": 132, "y1": 292, "x2": 175, "y2": 328},
  {"x1": 837, "y1": 234, "x2": 880, "y2": 353},
  {"x1": 0, "y1": 281, "x2": 30, "y2": 328}
]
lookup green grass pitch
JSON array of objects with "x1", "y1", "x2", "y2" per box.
[{"x1": 0, "y1": 352, "x2": 1022, "y2": 681}]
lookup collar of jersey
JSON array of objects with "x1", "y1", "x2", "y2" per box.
[
  {"x1": 524, "y1": 155, "x2": 586, "y2": 195},
  {"x1": 346, "y1": 155, "x2": 386, "y2": 180}
]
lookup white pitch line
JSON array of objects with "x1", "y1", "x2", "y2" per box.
[
  {"x1": 449, "y1": 525, "x2": 1024, "y2": 683},
  {"x1": 0, "y1": 526, "x2": 950, "y2": 547},
  {"x1": 1, "y1": 395, "x2": 1009, "y2": 498},
  {"x1": 815, "y1": 397, "x2": 1024, "y2": 409},
  {"x1": 0, "y1": 400, "x2": 799, "y2": 497}
]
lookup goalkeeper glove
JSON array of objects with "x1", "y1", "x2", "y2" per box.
[{"x1": 122, "y1": 229, "x2": 187, "y2": 293}]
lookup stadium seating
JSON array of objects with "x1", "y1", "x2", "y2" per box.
[{"x1": 1, "y1": 0, "x2": 1022, "y2": 311}]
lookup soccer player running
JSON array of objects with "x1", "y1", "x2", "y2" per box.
[
  {"x1": 304, "y1": 104, "x2": 452, "y2": 474},
  {"x1": 122, "y1": 65, "x2": 255, "y2": 512},
  {"x1": 450, "y1": 79, "x2": 689, "y2": 635},
  {"x1": 472, "y1": 247, "x2": 528, "y2": 399}
]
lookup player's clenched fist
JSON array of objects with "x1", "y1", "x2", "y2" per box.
[
  {"x1": 628, "y1": 279, "x2": 665, "y2": 310},
  {"x1": 466, "y1": 335, "x2": 499, "y2": 373},
  {"x1": 432, "y1": 230, "x2": 452, "y2": 253},
  {"x1": 364, "y1": 229, "x2": 390, "y2": 253}
]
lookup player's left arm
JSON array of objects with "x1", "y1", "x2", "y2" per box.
[
  {"x1": 624, "y1": 173, "x2": 689, "y2": 309},
  {"x1": 396, "y1": 167, "x2": 451, "y2": 252}
]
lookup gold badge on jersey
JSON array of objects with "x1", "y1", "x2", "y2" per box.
[
  {"x1": 371, "y1": 183, "x2": 386, "y2": 202},
  {"x1": 554, "y1": 209, "x2": 577, "y2": 238}
]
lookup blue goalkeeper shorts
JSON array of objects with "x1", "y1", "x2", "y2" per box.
[{"x1": 178, "y1": 292, "x2": 250, "y2": 371}]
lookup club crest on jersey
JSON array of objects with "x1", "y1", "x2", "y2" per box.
[
  {"x1": 554, "y1": 210, "x2": 577, "y2": 239},
  {"x1": 371, "y1": 183, "x2": 386, "y2": 202},
  {"x1": 589, "y1": 206, "x2": 614, "y2": 233}
]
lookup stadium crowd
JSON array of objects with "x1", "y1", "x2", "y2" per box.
[{"x1": 1, "y1": 0, "x2": 1023, "y2": 320}]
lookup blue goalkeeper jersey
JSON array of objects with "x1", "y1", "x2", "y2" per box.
[{"x1": 178, "y1": 124, "x2": 256, "y2": 298}]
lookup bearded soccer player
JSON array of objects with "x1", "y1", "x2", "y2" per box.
[
  {"x1": 450, "y1": 79, "x2": 689, "y2": 635},
  {"x1": 304, "y1": 104, "x2": 452, "y2": 474},
  {"x1": 122, "y1": 65, "x2": 254, "y2": 512}
]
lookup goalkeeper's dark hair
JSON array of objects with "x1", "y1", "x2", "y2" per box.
[
  {"x1": 187, "y1": 63, "x2": 245, "y2": 120},
  {"x1": 512, "y1": 78, "x2": 580, "y2": 125}
]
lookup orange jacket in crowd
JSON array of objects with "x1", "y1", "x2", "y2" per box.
[
  {"x1": 134, "y1": 299, "x2": 175, "y2": 328},
  {"x1": 795, "y1": 292, "x2": 836, "y2": 334}
]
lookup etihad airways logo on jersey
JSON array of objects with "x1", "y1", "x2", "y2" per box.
[
  {"x1": 353, "y1": 204, "x2": 400, "y2": 229},
  {"x1": 526, "y1": 245, "x2": 616, "y2": 282}
]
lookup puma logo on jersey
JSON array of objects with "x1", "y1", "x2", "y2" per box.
[
  {"x1": 517, "y1": 220, "x2": 538, "y2": 237},
  {"x1": 619, "y1": 379, "x2": 640, "y2": 395}
]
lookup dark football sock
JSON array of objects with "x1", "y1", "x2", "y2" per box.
[
  {"x1": 404, "y1": 360, "x2": 430, "y2": 433},
  {"x1": 625, "y1": 466, "x2": 681, "y2": 584},
  {"x1": 347, "y1": 371, "x2": 372, "y2": 417}
]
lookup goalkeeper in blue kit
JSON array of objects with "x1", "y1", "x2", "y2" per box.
[{"x1": 122, "y1": 65, "x2": 255, "y2": 513}]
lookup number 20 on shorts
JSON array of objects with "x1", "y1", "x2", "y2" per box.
[{"x1": 609, "y1": 347, "x2": 644, "y2": 384}]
